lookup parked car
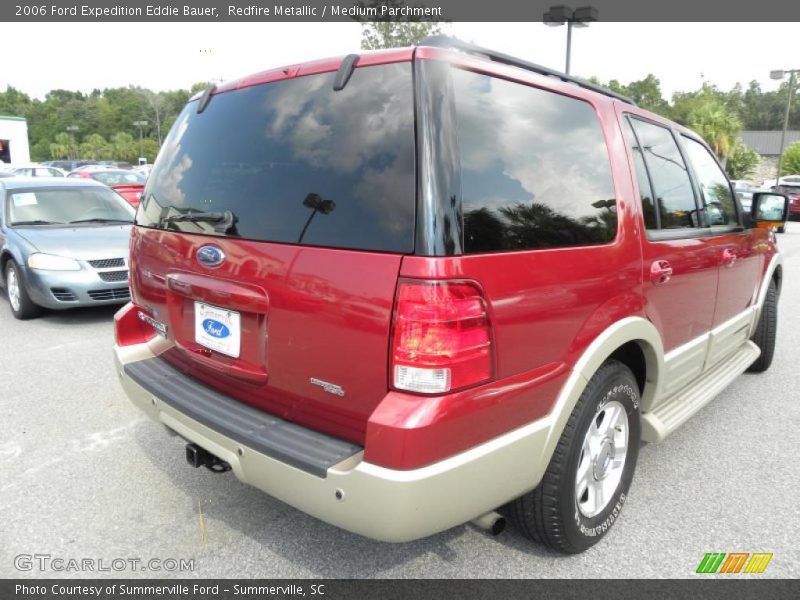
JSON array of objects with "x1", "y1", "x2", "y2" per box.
[
  {"x1": 773, "y1": 184, "x2": 800, "y2": 232},
  {"x1": 67, "y1": 169, "x2": 146, "y2": 207},
  {"x1": 43, "y1": 160, "x2": 99, "y2": 172},
  {"x1": 730, "y1": 179, "x2": 755, "y2": 212},
  {"x1": 11, "y1": 164, "x2": 66, "y2": 178},
  {"x1": 763, "y1": 174, "x2": 800, "y2": 189},
  {"x1": 112, "y1": 38, "x2": 789, "y2": 554},
  {"x1": 0, "y1": 178, "x2": 135, "y2": 319}
]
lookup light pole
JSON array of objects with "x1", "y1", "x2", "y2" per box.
[
  {"x1": 770, "y1": 68, "x2": 798, "y2": 183},
  {"x1": 543, "y1": 5, "x2": 597, "y2": 75},
  {"x1": 65, "y1": 125, "x2": 79, "y2": 160},
  {"x1": 133, "y1": 120, "x2": 148, "y2": 161}
]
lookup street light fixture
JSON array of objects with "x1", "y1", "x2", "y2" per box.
[
  {"x1": 543, "y1": 5, "x2": 598, "y2": 75},
  {"x1": 65, "y1": 125, "x2": 79, "y2": 160},
  {"x1": 770, "y1": 68, "x2": 798, "y2": 183},
  {"x1": 133, "y1": 120, "x2": 148, "y2": 161}
]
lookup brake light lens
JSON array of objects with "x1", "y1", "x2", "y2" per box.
[
  {"x1": 391, "y1": 280, "x2": 493, "y2": 394},
  {"x1": 114, "y1": 302, "x2": 156, "y2": 347}
]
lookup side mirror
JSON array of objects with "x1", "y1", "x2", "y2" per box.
[{"x1": 751, "y1": 192, "x2": 789, "y2": 228}]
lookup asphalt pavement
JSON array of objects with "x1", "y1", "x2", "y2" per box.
[{"x1": 1, "y1": 229, "x2": 799, "y2": 579}]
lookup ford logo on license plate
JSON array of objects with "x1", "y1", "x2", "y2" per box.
[
  {"x1": 202, "y1": 319, "x2": 230, "y2": 339},
  {"x1": 197, "y1": 245, "x2": 225, "y2": 267}
]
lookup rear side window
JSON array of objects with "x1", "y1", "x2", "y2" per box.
[
  {"x1": 681, "y1": 136, "x2": 737, "y2": 226},
  {"x1": 137, "y1": 63, "x2": 416, "y2": 253},
  {"x1": 452, "y1": 70, "x2": 617, "y2": 253},
  {"x1": 628, "y1": 118, "x2": 697, "y2": 229}
]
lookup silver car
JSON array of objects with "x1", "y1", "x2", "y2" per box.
[{"x1": 0, "y1": 177, "x2": 135, "y2": 319}]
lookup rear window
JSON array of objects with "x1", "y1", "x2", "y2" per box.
[
  {"x1": 137, "y1": 63, "x2": 416, "y2": 253},
  {"x1": 452, "y1": 69, "x2": 617, "y2": 254}
]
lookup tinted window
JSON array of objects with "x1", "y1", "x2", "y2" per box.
[
  {"x1": 630, "y1": 119, "x2": 697, "y2": 229},
  {"x1": 682, "y1": 136, "x2": 737, "y2": 226},
  {"x1": 623, "y1": 119, "x2": 657, "y2": 229},
  {"x1": 452, "y1": 70, "x2": 617, "y2": 253},
  {"x1": 137, "y1": 64, "x2": 415, "y2": 253}
]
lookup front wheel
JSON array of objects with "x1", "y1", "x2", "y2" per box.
[
  {"x1": 5, "y1": 260, "x2": 42, "y2": 320},
  {"x1": 748, "y1": 280, "x2": 777, "y2": 373},
  {"x1": 509, "y1": 360, "x2": 641, "y2": 553}
]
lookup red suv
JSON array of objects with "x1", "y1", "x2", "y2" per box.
[{"x1": 113, "y1": 38, "x2": 788, "y2": 553}]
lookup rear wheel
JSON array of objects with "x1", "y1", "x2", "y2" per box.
[
  {"x1": 5, "y1": 260, "x2": 42, "y2": 320},
  {"x1": 509, "y1": 360, "x2": 640, "y2": 553},
  {"x1": 748, "y1": 280, "x2": 777, "y2": 373}
]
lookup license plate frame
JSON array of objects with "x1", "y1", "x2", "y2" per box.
[{"x1": 194, "y1": 301, "x2": 241, "y2": 358}]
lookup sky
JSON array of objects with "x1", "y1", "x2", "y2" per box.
[{"x1": 0, "y1": 22, "x2": 796, "y2": 101}]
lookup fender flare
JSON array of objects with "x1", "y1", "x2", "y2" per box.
[{"x1": 534, "y1": 316, "x2": 664, "y2": 478}]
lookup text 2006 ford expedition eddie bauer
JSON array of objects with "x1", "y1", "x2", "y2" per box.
[{"x1": 113, "y1": 37, "x2": 790, "y2": 553}]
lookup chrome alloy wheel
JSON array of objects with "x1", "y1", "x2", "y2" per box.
[
  {"x1": 575, "y1": 400, "x2": 629, "y2": 518},
  {"x1": 7, "y1": 267, "x2": 21, "y2": 312}
]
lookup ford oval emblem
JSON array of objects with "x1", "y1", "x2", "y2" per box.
[
  {"x1": 202, "y1": 319, "x2": 230, "y2": 338},
  {"x1": 197, "y1": 245, "x2": 225, "y2": 268}
]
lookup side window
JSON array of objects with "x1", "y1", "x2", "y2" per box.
[
  {"x1": 623, "y1": 119, "x2": 657, "y2": 230},
  {"x1": 681, "y1": 136, "x2": 737, "y2": 226},
  {"x1": 629, "y1": 118, "x2": 698, "y2": 229},
  {"x1": 452, "y1": 69, "x2": 617, "y2": 253}
]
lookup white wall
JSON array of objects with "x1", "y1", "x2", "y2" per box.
[{"x1": 0, "y1": 117, "x2": 31, "y2": 164}]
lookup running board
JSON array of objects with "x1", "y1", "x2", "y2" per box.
[{"x1": 641, "y1": 341, "x2": 760, "y2": 442}]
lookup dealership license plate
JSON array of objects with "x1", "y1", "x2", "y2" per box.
[{"x1": 194, "y1": 302, "x2": 241, "y2": 358}]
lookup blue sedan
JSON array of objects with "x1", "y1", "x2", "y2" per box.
[{"x1": 0, "y1": 177, "x2": 135, "y2": 319}]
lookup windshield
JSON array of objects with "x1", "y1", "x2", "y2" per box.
[
  {"x1": 136, "y1": 63, "x2": 416, "y2": 253},
  {"x1": 7, "y1": 186, "x2": 136, "y2": 225},
  {"x1": 92, "y1": 171, "x2": 145, "y2": 185}
]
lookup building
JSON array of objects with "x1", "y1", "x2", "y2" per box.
[
  {"x1": 739, "y1": 130, "x2": 800, "y2": 185},
  {"x1": 0, "y1": 115, "x2": 31, "y2": 164}
]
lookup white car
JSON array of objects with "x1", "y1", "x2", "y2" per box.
[{"x1": 11, "y1": 164, "x2": 66, "y2": 178}]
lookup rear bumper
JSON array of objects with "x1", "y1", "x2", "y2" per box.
[{"x1": 113, "y1": 340, "x2": 552, "y2": 542}]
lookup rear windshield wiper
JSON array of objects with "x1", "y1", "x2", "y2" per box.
[
  {"x1": 69, "y1": 218, "x2": 132, "y2": 224},
  {"x1": 161, "y1": 210, "x2": 238, "y2": 234},
  {"x1": 10, "y1": 220, "x2": 63, "y2": 226}
]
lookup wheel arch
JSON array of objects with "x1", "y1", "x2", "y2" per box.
[{"x1": 538, "y1": 317, "x2": 664, "y2": 471}]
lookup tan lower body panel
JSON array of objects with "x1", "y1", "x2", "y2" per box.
[{"x1": 114, "y1": 342, "x2": 552, "y2": 542}]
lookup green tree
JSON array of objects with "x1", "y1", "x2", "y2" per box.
[
  {"x1": 725, "y1": 140, "x2": 760, "y2": 179},
  {"x1": 49, "y1": 132, "x2": 72, "y2": 159},
  {"x1": 357, "y1": 1, "x2": 443, "y2": 49},
  {"x1": 687, "y1": 100, "x2": 742, "y2": 159},
  {"x1": 79, "y1": 133, "x2": 113, "y2": 160},
  {"x1": 111, "y1": 132, "x2": 136, "y2": 162},
  {"x1": 781, "y1": 141, "x2": 800, "y2": 176},
  {"x1": 606, "y1": 75, "x2": 670, "y2": 117}
]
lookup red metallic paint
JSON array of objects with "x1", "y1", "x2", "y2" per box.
[{"x1": 122, "y1": 48, "x2": 779, "y2": 471}]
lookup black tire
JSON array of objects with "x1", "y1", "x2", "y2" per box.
[
  {"x1": 4, "y1": 260, "x2": 42, "y2": 320},
  {"x1": 509, "y1": 360, "x2": 641, "y2": 554},
  {"x1": 777, "y1": 223, "x2": 786, "y2": 234},
  {"x1": 747, "y1": 280, "x2": 777, "y2": 373}
]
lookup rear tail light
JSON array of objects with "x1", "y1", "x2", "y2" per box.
[
  {"x1": 391, "y1": 280, "x2": 493, "y2": 394},
  {"x1": 114, "y1": 302, "x2": 156, "y2": 347}
]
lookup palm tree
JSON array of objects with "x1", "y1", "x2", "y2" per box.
[{"x1": 688, "y1": 101, "x2": 742, "y2": 159}]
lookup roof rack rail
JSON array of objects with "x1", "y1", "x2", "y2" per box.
[{"x1": 418, "y1": 35, "x2": 637, "y2": 106}]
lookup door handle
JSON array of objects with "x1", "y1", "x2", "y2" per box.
[
  {"x1": 650, "y1": 260, "x2": 673, "y2": 285},
  {"x1": 721, "y1": 248, "x2": 737, "y2": 268}
]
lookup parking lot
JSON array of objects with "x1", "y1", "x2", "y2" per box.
[{"x1": 1, "y1": 230, "x2": 798, "y2": 579}]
